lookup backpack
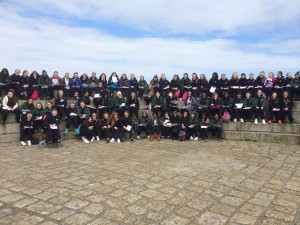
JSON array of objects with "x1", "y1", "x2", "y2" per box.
[
  {"x1": 178, "y1": 130, "x2": 186, "y2": 141},
  {"x1": 222, "y1": 111, "x2": 231, "y2": 122},
  {"x1": 74, "y1": 124, "x2": 82, "y2": 135},
  {"x1": 31, "y1": 89, "x2": 39, "y2": 100}
]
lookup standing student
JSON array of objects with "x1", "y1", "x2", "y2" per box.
[
  {"x1": 199, "y1": 114, "x2": 210, "y2": 142},
  {"x1": 232, "y1": 92, "x2": 244, "y2": 122},
  {"x1": 149, "y1": 112, "x2": 161, "y2": 141},
  {"x1": 136, "y1": 111, "x2": 151, "y2": 140},
  {"x1": 77, "y1": 101, "x2": 90, "y2": 124},
  {"x1": 100, "y1": 112, "x2": 111, "y2": 143},
  {"x1": 253, "y1": 89, "x2": 267, "y2": 125},
  {"x1": 45, "y1": 109, "x2": 61, "y2": 144},
  {"x1": 64, "y1": 101, "x2": 78, "y2": 134},
  {"x1": 109, "y1": 112, "x2": 123, "y2": 143},
  {"x1": 80, "y1": 117, "x2": 93, "y2": 144},
  {"x1": 126, "y1": 92, "x2": 139, "y2": 118},
  {"x1": 90, "y1": 112, "x2": 101, "y2": 142},
  {"x1": 121, "y1": 111, "x2": 133, "y2": 142},
  {"x1": 268, "y1": 92, "x2": 281, "y2": 124},
  {"x1": 32, "y1": 102, "x2": 44, "y2": 132},
  {"x1": 242, "y1": 92, "x2": 254, "y2": 122},
  {"x1": 280, "y1": 91, "x2": 293, "y2": 124},
  {"x1": 20, "y1": 111, "x2": 34, "y2": 146},
  {"x1": 161, "y1": 112, "x2": 172, "y2": 139},
  {"x1": 188, "y1": 111, "x2": 199, "y2": 140},
  {"x1": 2, "y1": 90, "x2": 21, "y2": 125},
  {"x1": 210, "y1": 113, "x2": 223, "y2": 142},
  {"x1": 54, "y1": 89, "x2": 68, "y2": 119}
]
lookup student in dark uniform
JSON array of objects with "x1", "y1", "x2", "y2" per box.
[
  {"x1": 121, "y1": 111, "x2": 133, "y2": 142},
  {"x1": 136, "y1": 111, "x2": 151, "y2": 140},
  {"x1": 2, "y1": 90, "x2": 21, "y2": 125},
  {"x1": 109, "y1": 112, "x2": 123, "y2": 143},
  {"x1": 280, "y1": 91, "x2": 293, "y2": 124},
  {"x1": 64, "y1": 101, "x2": 78, "y2": 134},
  {"x1": 20, "y1": 111, "x2": 34, "y2": 146},
  {"x1": 268, "y1": 92, "x2": 281, "y2": 124},
  {"x1": 45, "y1": 109, "x2": 61, "y2": 144},
  {"x1": 100, "y1": 111, "x2": 111, "y2": 143}
]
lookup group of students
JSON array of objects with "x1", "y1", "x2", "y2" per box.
[{"x1": 0, "y1": 68, "x2": 298, "y2": 145}]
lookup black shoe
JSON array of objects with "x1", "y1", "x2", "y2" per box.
[
  {"x1": 106, "y1": 138, "x2": 109, "y2": 143},
  {"x1": 121, "y1": 138, "x2": 125, "y2": 142},
  {"x1": 130, "y1": 138, "x2": 134, "y2": 143}
]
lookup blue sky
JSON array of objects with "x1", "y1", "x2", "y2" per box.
[{"x1": 0, "y1": 0, "x2": 299, "y2": 80}]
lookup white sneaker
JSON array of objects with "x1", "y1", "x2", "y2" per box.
[
  {"x1": 240, "y1": 118, "x2": 244, "y2": 123},
  {"x1": 137, "y1": 135, "x2": 141, "y2": 140},
  {"x1": 110, "y1": 138, "x2": 115, "y2": 143},
  {"x1": 81, "y1": 137, "x2": 89, "y2": 144},
  {"x1": 91, "y1": 137, "x2": 95, "y2": 142},
  {"x1": 27, "y1": 140, "x2": 31, "y2": 146},
  {"x1": 20, "y1": 141, "x2": 26, "y2": 146},
  {"x1": 194, "y1": 137, "x2": 198, "y2": 141},
  {"x1": 254, "y1": 118, "x2": 258, "y2": 124},
  {"x1": 262, "y1": 119, "x2": 266, "y2": 125},
  {"x1": 96, "y1": 136, "x2": 100, "y2": 141},
  {"x1": 117, "y1": 138, "x2": 120, "y2": 143},
  {"x1": 147, "y1": 136, "x2": 150, "y2": 139},
  {"x1": 190, "y1": 136, "x2": 193, "y2": 140},
  {"x1": 234, "y1": 118, "x2": 237, "y2": 123}
]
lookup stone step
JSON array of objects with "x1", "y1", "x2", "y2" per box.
[{"x1": 223, "y1": 131, "x2": 300, "y2": 145}]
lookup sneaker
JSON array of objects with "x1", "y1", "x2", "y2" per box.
[
  {"x1": 157, "y1": 135, "x2": 161, "y2": 141},
  {"x1": 194, "y1": 137, "x2": 198, "y2": 141},
  {"x1": 278, "y1": 120, "x2": 282, "y2": 124},
  {"x1": 20, "y1": 141, "x2": 26, "y2": 146},
  {"x1": 240, "y1": 118, "x2": 244, "y2": 123},
  {"x1": 117, "y1": 138, "x2": 120, "y2": 143},
  {"x1": 64, "y1": 128, "x2": 68, "y2": 135},
  {"x1": 262, "y1": 119, "x2": 266, "y2": 125},
  {"x1": 189, "y1": 136, "x2": 193, "y2": 140},
  {"x1": 130, "y1": 138, "x2": 134, "y2": 143},
  {"x1": 121, "y1": 138, "x2": 124, "y2": 142},
  {"x1": 81, "y1": 137, "x2": 89, "y2": 144},
  {"x1": 136, "y1": 135, "x2": 141, "y2": 140},
  {"x1": 106, "y1": 138, "x2": 110, "y2": 143},
  {"x1": 110, "y1": 138, "x2": 115, "y2": 143},
  {"x1": 27, "y1": 140, "x2": 31, "y2": 146},
  {"x1": 219, "y1": 138, "x2": 223, "y2": 142},
  {"x1": 91, "y1": 137, "x2": 95, "y2": 142},
  {"x1": 254, "y1": 118, "x2": 258, "y2": 124},
  {"x1": 234, "y1": 118, "x2": 237, "y2": 123},
  {"x1": 96, "y1": 136, "x2": 100, "y2": 141},
  {"x1": 150, "y1": 136, "x2": 153, "y2": 141},
  {"x1": 147, "y1": 136, "x2": 150, "y2": 140},
  {"x1": 268, "y1": 120, "x2": 272, "y2": 124},
  {"x1": 204, "y1": 138, "x2": 208, "y2": 142}
]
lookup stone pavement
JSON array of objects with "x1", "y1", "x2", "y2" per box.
[{"x1": 0, "y1": 139, "x2": 299, "y2": 225}]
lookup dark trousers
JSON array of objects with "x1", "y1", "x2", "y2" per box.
[
  {"x1": 212, "y1": 127, "x2": 222, "y2": 139},
  {"x1": 39, "y1": 87, "x2": 50, "y2": 99},
  {"x1": 34, "y1": 120, "x2": 43, "y2": 132},
  {"x1": 269, "y1": 110, "x2": 280, "y2": 121},
  {"x1": 129, "y1": 106, "x2": 138, "y2": 118},
  {"x1": 47, "y1": 128, "x2": 61, "y2": 141},
  {"x1": 161, "y1": 126, "x2": 171, "y2": 137},
  {"x1": 111, "y1": 128, "x2": 122, "y2": 139},
  {"x1": 2, "y1": 108, "x2": 21, "y2": 123},
  {"x1": 122, "y1": 128, "x2": 133, "y2": 139},
  {"x1": 66, "y1": 117, "x2": 79, "y2": 129},
  {"x1": 20, "y1": 128, "x2": 33, "y2": 141},
  {"x1": 11, "y1": 84, "x2": 22, "y2": 97},
  {"x1": 280, "y1": 109, "x2": 293, "y2": 123},
  {"x1": 254, "y1": 108, "x2": 265, "y2": 119},
  {"x1": 137, "y1": 126, "x2": 150, "y2": 136},
  {"x1": 188, "y1": 127, "x2": 198, "y2": 138},
  {"x1": 233, "y1": 108, "x2": 242, "y2": 119},
  {"x1": 150, "y1": 125, "x2": 160, "y2": 135},
  {"x1": 101, "y1": 128, "x2": 110, "y2": 139},
  {"x1": 200, "y1": 128, "x2": 208, "y2": 139},
  {"x1": 64, "y1": 87, "x2": 72, "y2": 98},
  {"x1": 0, "y1": 84, "x2": 10, "y2": 97},
  {"x1": 242, "y1": 109, "x2": 252, "y2": 121}
]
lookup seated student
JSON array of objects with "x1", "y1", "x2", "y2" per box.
[
  {"x1": 43, "y1": 101, "x2": 55, "y2": 123},
  {"x1": 55, "y1": 89, "x2": 68, "y2": 119},
  {"x1": 109, "y1": 112, "x2": 123, "y2": 143},
  {"x1": 253, "y1": 89, "x2": 267, "y2": 125},
  {"x1": 166, "y1": 91, "x2": 179, "y2": 113},
  {"x1": 118, "y1": 73, "x2": 130, "y2": 98},
  {"x1": 229, "y1": 72, "x2": 240, "y2": 98},
  {"x1": 242, "y1": 92, "x2": 254, "y2": 122},
  {"x1": 190, "y1": 73, "x2": 199, "y2": 98},
  {"x1": 221, "y1": 91, "x2": 233, "y2": 119},
  {"x1": 161, "y1": 112, "x2": 172, "y2": 139},
  {"x1": 210, "y1": 113, "x2": 223, "y2": 142},
  {"x1": 70, "y1": 72, "x2": 82, "y2": 99},
  {"x1": 2, "y1": 90, "x2": 21, "y2": 125},
  {"x1": 239, "y1": 73, "x2": 248, "y2": 97},
  {"x1": 90, "y1": 112, "x2": 101, "y2": 141},
  {"x1": 21, "y1": 70, "x2": 30, "y2": 99},
  {"x1": 280, "y1": 91, "x2": 293, "y2": 124},
  {"x1": 28, "y1": 71, "x2": 39, "y2": 99},
  {"x1": 80, "y1": 117, "x2": 93, "y2": 144},
  {"x1": 151, "y1": 91, "x2": 165, "y2": 117},
  {"x1": 45, "y1": 109, "x2": 61, "y2": 144},
  {"x1": 197, "y1": 92, "x2": 210, "y2": 118},
  {"x1": 183, "y1": 91, "x2": 196, "y2": 112},
  {"x1": 263, "y1": 72, "x2": 275, "y2": 98},
  {"x1": 50, "y1": 71, "x2": 62, "y2": 99},
  {"x1": 111, "y1": 91, "x2": 126, "y2": 117},
  {"x1": 180, "y1": 73, "x2": 191, "y2": 98},
  {"x1": 10, "y1": 69, "x2": 23, "y2": 98},
  {"x1": 32, "y1": 102, "x2": 44, "y2": 132},
  {"x1": 0, "y1": 68, "x2": 11, "y2": 97},
  {"x1": 170, "y1": 110, "x2": 180, "y2": 140},
  {"x1": 268, "y1": 92, "x2": 281, "y2": 124},
  {"x1": 219, "y1": 73, "x2": 230, "y2": 98},
  {"x1": 108, "y1": 72, "x2": 119, "y2": 95},
  {"x1": 188, "y1": 111, "x2": 199, "y2": 140},
  {"x1": 144, "y1": 83, "x2": 154, "y2": 110},
  {"x1": 20, "y1": 98, "x2": 35, "y2": 117},
  {"x1": 159, "y1": 74, "x2": 171, "y2": 98},
  {"x1": 129, "y1": 73, "x2": 138, "y2": 97},
  {"x1": 100, "y1": 112, "x2": 111, "y2": 143},
  {"x1": 149, "y1": 112, "x2": 161, "y2": 141},
  {"x1": 38, "y1": 70, "x2": 51, "y2": 100},
  {"x1": 170, "y1": 74, "x2": 181, "y2": 98},
  {"x1": 291, "y1": 71, "x2": 300, "y2": 101},
  {"x1": 64, "y1": 101, "x2": 78, "y2": 134},
  {"x1": 126, "y1": 92, "x2": 139, "y2": 118},
  {"x1": 179, "y1": 110, "x2": 190, "y2": 140},
  {"x1": 98, "y1": 92, "x2": 110, "y2": 116},
  {"x1": 136, "y1": 111, "x2": 151, "y2": 140},
  {"x1": 247, "y1": 73, "x2": 256, "y2": 97},
  {"x1": 138, "y1": 75, "x2": 148, "y2": 99},
  {"x1": 77, "y1": 101, "x2": 90, "y2": 124},
  {"x1": 61, "y1": 72, "x2": 72, "y2": 98},
  {"x1": 121, "y1": 111, "x2": 133, "y2": 142},
  {"x1": 210, "y1": 92, "x2": 223, "y2": 117},
  {"x1": 93, "y1": 82, "x2": 105, "y2": 108},
  {"x1": 232, "y1": 92, "x2": 244, "y2": 122},
  {"x1": 274, "y1": 71, "x2": 286, "y2": 97},
  {"x1": 78, "y1": 91, "x2": 95, "y2": 114},
  {"x1": 199, "y1": 114, "x2": 210, "y2": 142},
  {"x1": 20, "y1": 111, "x2": 34, "y2": 146},
  {"x1": 80, "y1": 73, "x2": 91, "y2": 97},
  {"x1": 89, "y1": 72, "x2": 99, "y2": 96}
]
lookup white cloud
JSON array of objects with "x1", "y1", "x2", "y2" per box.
[{"x1": 0, "y1": 1, "x2": 299, "y2": 80}]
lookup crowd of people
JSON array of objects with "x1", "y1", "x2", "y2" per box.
[{"x1": 0, "y1": 68, "x2": 298, "y2": 146}]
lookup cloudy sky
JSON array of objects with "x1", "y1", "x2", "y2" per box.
[{"x1": 0, "y1": 0, "x2": 299, "y2": 80}]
